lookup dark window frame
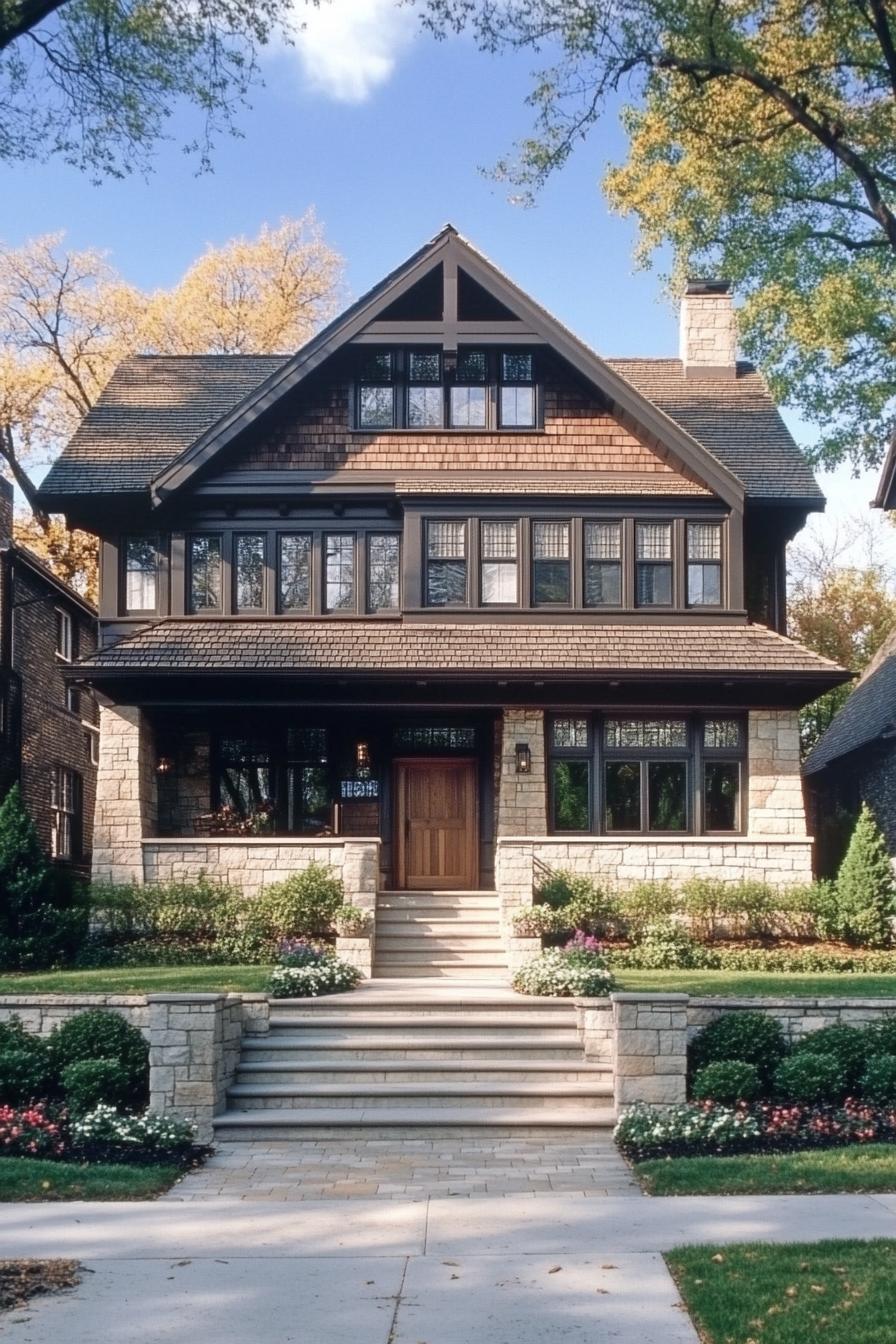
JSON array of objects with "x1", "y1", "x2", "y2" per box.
[
  {"x1": 50, "y1": 765, "x2": 82, "y2": 861},
  {"x1": 323, "y1": 532, "x2": 358, "y2": 614},
  {"x1": 352, "y1": 347, "x2": 543, "y2": 432},
  {"x1": 425, "y1": 518, "x2": 469, "y2": 608},
  {"x1": 547, "y1": 715, "x2": 592, "y2": 833},
  {"x1": 54, "y1": 608, "x2": 73, "y2": 661},
  {"x1": 479, "y1": 518, "x2": 520, "y2": 608},
  {"x1": 531, "y1": 518, "x2": 572, "y2": 608},
  {"x1": 635, "y1": 520, "x2": 674, "y2": 609},
  {"x1": 233, "y1": 532, "x2": 267, "y2": 614},
  {"x1": 583, "y1": 518, "x2": 624, "y2": 610},
  {"x1": 686, "y1": 521, "x2": 725, "y2": 609},
  {"x1": 367, "y1": 532, "x2": 401, "y2": 613},
  {"x1": 187, "y1": 533, "x2": 224, "y2": 615},
  {"x1": 277, "y1": 531, "x2": 313, "y2": 614},
  {"x1": 121, "y1": 535, "x2": 159, "y2": 616}
]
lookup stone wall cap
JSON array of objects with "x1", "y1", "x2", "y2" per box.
[
  {"x1": 572, "y1": 996, "x2": 613, "y2": 1008},
  {"x1": 611, "y1": 992, "x2": 690, "y2": 1004},
  {"x1": 688, "y1": 996, "x2": 896, "y2": 1009},
  {"x1": 0, "y1": 994, "x2": 147, "y2": 1006},
  {"x1": 146, "y1": 993, "x2": 227, "y2": 1003},
  {"x1": 141, "y1": 836, "x2": 382, "y2": 847}
]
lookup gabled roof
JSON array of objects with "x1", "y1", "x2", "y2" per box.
[
  {"x1": 803, "y1": 631, "x2": 896, "y2": 775},
  {"x1": 2, "y1": 542, "x2": 96, "y2": 619}
]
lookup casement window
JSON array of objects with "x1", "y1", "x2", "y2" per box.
[
  {"x1": 635, "y1": 522, "x2": 673, "y2": 606},
  {"x1": 546, "y1": 713, "x2": 745, "y2": 836},
  {"x1": 212, "y1": 727, "x2": 332, "y2": 835},
  {"x1": 234, "y1": 534, "x2": 266, "y2": 611},
  {"x1": 188, "y1": 535, "x2": 222, "y2": 612},
  {"x1": 357, "y1": 350, "x2": 395, "y2": 429},
  {"x1": 55, "y1": 608, "x2": 73, "y2": 661},
  {"x1": 216, "y1": 734, "x2": 273, "y2": 817},
  {"x1": 407, "y1": 350, "x2": 443, "y2": 428},
  {"x1": 50, "y1": 766, "x2": 81, "y2": 860},
  {"x1": 426, "y1": 521, "x2": 467, "y2": 606},
  {"x1": 532, "y1": 521, "x2": 571, "y2": 605},
  {"x1": 584, "y1": 521, "x2": 622, "y2": 607},
  {"x1": 367, "y1": 533, "x2": 400, "y2": 612},
  {"x1": 687, "y1": 523, "x2": 723, "y2": 606},
  {"x1": 499, "y1": 352, "x2": 536, "y2": 428},
  {"x1": 123, "y1": 537, "x2": 158, "y2": 613},
  {"x1": 450, "y1": 349, "x2": 488, "y2": 428},
  {"x1": 325, "y1": 534, "x2": 356, "y2": 612},
  {"x1": 278, "y1": 533, "x2": 312, "y2": 612},
  {"x1": 480, "y1": 521, "x2": 518, "y2": 605}
]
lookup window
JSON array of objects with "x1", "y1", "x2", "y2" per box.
[
  {"x1": 532, "y1": 521, "x2": 570, "y2": 605},
  {"x1": 407, "y1": 350, "x2": 443, "y2": 428},
  {"x1": 124, "y1": 537, "x2": 157, "y2": 612},
  {"x1": 189, "y1": 536, "x2": 222, "y2": 612},
  {"x1": 499, "y1": 352, "x2": 535, "y2": 427},
  {"x1": 636, "y1": 523, "x2": 673, "y2": 606},
  {"x1": 603, "y1": 716, "x2": 688, "y2": 834},
  {"x1": 688, "y1": 523, "x2": 723, "y2": 606},
  {"x1": 367, "y1": 533, "x2": 400, "y2": 611},
  {"x1": 480, "y1": 521, "x2": 518, "y2": 605},
  {"x1": 325, "y1": 534, "x2": 356, "y2": 611},
  {"x1": 55, "y1": 609, "x2": 72, "y2": 661},
  {"x1": 65, "y1": 685, "x2": 80, "y2": 715},
  {"x1": 584, "y1": 522, "x2": 622, "y2": 606},
  {"x1": 358, "y1": 350, "x2": 394, "y2": 428},
  {"x1": 286, "y1": 726, "x2": 332, "y2": 834},
  {"x1": 50, "y1": 767, "x2": 80, "y2": 860},
  {"x1": 450, "y1": 349, "x2": 487, "y2": 427},
  {"x1": 548, "y1": 716, "x2": 591, "y2": 831},
  {"x1": 702, "y1": 717, "x2": 743, "y2": 832},
  {"x1": 426, "y1": 521, "x2": 467, "y2": 606},
  {"x1": 216, "y1": 735, "x2": 273, "y2": 818},
  {"x1": 235, "y1": 534, "x2": 265, "y2": 611},
  {"x1": 278, "y1": 534, "x2": 312, "y2": 612},
  {"x1": 393, "y1": 724, "x2": 478, "y2": 751}
]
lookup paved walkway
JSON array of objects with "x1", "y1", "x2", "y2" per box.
[
  {"x1": 163, "y1": 1136, "x2": 639, "y2": 1199},
  {"x1": 4, "y1": 1194, "x2": 896, "y2": 1342}
]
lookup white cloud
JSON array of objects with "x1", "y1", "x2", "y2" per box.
[{"x1": 287, "y1": 0, "x2": 417, "y2": 103}]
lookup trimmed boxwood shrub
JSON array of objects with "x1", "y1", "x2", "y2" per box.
[
  {"x1": 792, "y1": 1024, "x2": 870, "y2": 1093},
  {"x1": 691, "y1": 1059, "x2": 761, "y2": 1105},
  {"x1": 0, "y1": 1048, "x2": 53, "y2": 1106},
  {"x1": 62, "y1": 1058, "x2": 132, "y2": 1116},
  {"x1": 48, "y1": 1010, "x2": 149, "y2": 1109},
  {"x1": 774, "y1": 1051, "x2": 846, "y2": 1103},
  {"x1": 689, "y1": 1010, "x2": 787, "y2": 1087},
  {"x1": 632, "y1": 920, "x2": 701, "y2": 969},
  {"x1": 255, "y1": 863, "x2": 345, "y2": 938},
  {"x1": 860, "y1": 1054, "x2": 896, "y2": 1105}
]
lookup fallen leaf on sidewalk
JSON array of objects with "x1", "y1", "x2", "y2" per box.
[{"x1": 548, "y1": 1266, "x2": 562, "y2": 1274}]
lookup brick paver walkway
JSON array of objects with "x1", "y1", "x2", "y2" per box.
[{"x1": 165, "y1": 1136, "x2": 639, "y2": 1200}]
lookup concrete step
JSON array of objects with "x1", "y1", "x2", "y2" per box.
[
  {"x1": 227, "y1": 1080, "x2": 614, "y2": 1110},
  {"x1": 376, "y1": 911, "x2": 501, "y2": 926},
  {"x1": 235, "y1": 1060, "x2": 610, "y2": 1084},
  {"x1": 267, "y1": 995, "x2": 576, "y2": 1017},
  {"x1": 374, "y1": 937, "x2": 505, "y2": 953},
  {"x1": 242, "y1": 1034, "x2": 584, "y2": 1061},
  {"x1": 372, "y1": 965, "x2": 510, "y2": 979},
  {"x1": 377, "y1": 896, "x2": 500, "y2": 912},
  {"x1": 268, "y1": 1010, "x2": 574, "y2": 1028},
  {"x1": 213, "y1": 1105, "x2": 617, "y2": 1139},
  {"x1": 374, "y1": 950, "x2": 508, "y2": 965}
]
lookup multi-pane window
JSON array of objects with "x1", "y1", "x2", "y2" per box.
[
  {"x1": 213, "y1": 727, "x2": 334, "y2": 835},
  {"x1": 189, "y1": 536, "x2": 222, "y2": 612},
  {"x1": 548, "y1": 716, "x2": 591, "y2": 831},
  {"x1": 357, "y1": 350, "x2": 394, "y2": 429},
  {"x1": 584, "y1": 522, "x2": 622, "y2": 607},
  {"x1": 55, "y1": 609, "x2": 73, "y2": 661},
  {"x1": 636, "y1": 523, "x2": 673, "y2": 606},
  {"x1": 65, "y1": 686, "x2": 80, "y2": 715},
  {"x1": 426, "y1": 521, "x2": 467, "y2": 606},
  {"x1": 124, "y1": 537, "x2": 157, "y2": 612},
  {"x1": 367, "y1": 533, "x2": 400, "y2": 611},
  {"x1": 216, "y1": 735, "x2": 272, "y2": 818},
  {"x1": 499, "y1": 352, "x2": 535, "y2": 427},
  {"x1": 50, "y1": 767, "x2": 80, "y2": 860},
  {"x1": 687, "y1": 523, "x2": 723, "y2": 606},
  {"x1": 325, "y1": 534, "x2": 356, "y2": 611},
  {"x1": 603, "y1": 717, "x2": 689, "y2": 833},
  {"x1": 480, "y1": 521, "x2": 518, "y2": 605},
  {"x1": 532, "y1": 521, "x2": 571, "y2": 605},
  {"x1": 407, "y1": 350, "x2": 443, "y2": 428},
  {"x1": 278, "y1": 534, "x2": 312, "y2": 612},
  {"x1": 235, "y1": 534, "x2": 265, "y2": 611},
  {"x1": 286, "y1": 727, "x2": 331, "y2": 834},
  {"x1": 450, "y1": 350, "x2": 488, "y2": 428},
  {"x1": 702, "y1": 718, "x2": 743, "y2": 831}
]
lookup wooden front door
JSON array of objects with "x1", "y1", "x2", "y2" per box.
[{"x1": 395, "y1": 758, "x2": 478, "y2": 890}]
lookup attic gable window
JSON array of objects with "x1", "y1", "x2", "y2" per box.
[
  {"x1": 499, "y1": 352, "x2": 535, "y2": 427},
  {"x1": 353, "y1": 347, "x2": 540, "y2": 430},
  {"x1": 358, "y1": 351, "x2": 395, "y2": 428},
  {"x1": 450, "y1": 349, "x2": 487, "y2": 428}
]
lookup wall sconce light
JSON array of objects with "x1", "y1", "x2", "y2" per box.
[
  {"x1": 515, "y1": 742, "x2": 532, "y2": 775},
  {"x1": 355, "y1": 741, "x2": 371, "y2": 778},
  {"x1": 156, "y1": 755, "x2": 173, "y2": 775}
]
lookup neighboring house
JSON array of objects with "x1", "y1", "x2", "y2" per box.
[
  {"x1": 38, "y1": 226, "x2": 846, "y2": 964},
  {"x1": 0, "y1": 478, "x2": 98, "y2": 870}
]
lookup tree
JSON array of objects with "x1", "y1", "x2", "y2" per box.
[
  {"x1": 0, "y1": 0, "x2": 296, "y2": 179},
  {"x1": 0, "y1": 783, "x2": 88, "y2": 969},
  {"x1": 423, "y1": 0, "x2": 896, "y2": 470},
  {"x1": 0, "y1": 213, "x2": 344, "y2": 594},
  {"x1": 832, "y1": 803, "x2": 896, "y2": 948}
]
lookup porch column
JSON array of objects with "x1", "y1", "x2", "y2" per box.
[
  {"x1": 92, "y1": 705, "x2": 157, "y2": 884},
  {"x1": 495, "y1": 708, "x2": 547, "y2": 931},
  {"x1": 748, "y1": 710, "x2": 807, "y2": 836}
]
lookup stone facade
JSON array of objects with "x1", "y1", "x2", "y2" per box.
[
  {"x1": 679, "y1": 285, "x2": 738, "y2": 376},
  {"x1": 0, "y1": 994, "x2": 148, "y2": 1037},
  {"x1": 92, "y1": 705, "x2": 157, "y2": 883},
  {"x1": 748, "y1": 710, "x2": 806, "y2": 836},
  {"x1": 612, "y1": 993, "x2": 689, "y2": 1108},
  {"x1": 687, "y1": 996, "x2": 896, "y2": 1046},
  {"x1": 141, "y1": 837, "x2": 380, "y2": 903},
  {"x1": 496, "y1": 708, "x2": 547, "y2": 838}
]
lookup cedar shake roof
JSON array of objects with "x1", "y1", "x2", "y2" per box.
[
  {"x1": 77, "y1": 619, "x2": 844, "y2": 682},
  {"x1": 803, "y1": 631, "x2": 896, "y2": 775},
  {"x1": 606, "y1": 359, "x2": 822, "y2": 502}
]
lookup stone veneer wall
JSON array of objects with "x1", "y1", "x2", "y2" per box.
[
  {"x1": 141, "y1": 838, "x2": 380, "y2": 905},
  {"x1": 92, "y1": 705, "x2": 157, "y2": 884},
  {"x1": 0, "y1": 995, "x2": 148, "y2": 1036},
  {"x1": 748, "y1": 710, "x2": 806, "y2": 836}
]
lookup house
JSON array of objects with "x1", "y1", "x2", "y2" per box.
[
  {"x1": 0, "y1": 479, "x2": 98, "y2": 869},
  {"x1": 38, "y1": 226, "x2": 846, "y2": 970}
]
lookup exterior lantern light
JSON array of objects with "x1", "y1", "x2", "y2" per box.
[
  {"x1": 155, "y1": 755, "x2": 174, "y2": 775},
  {"x1": 515, "y1": 742, "x2": 532, "y2": 775}
]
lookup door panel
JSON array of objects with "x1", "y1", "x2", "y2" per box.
[{"x1": 396, "y1": 758, "x2": 478, "y2": 890}]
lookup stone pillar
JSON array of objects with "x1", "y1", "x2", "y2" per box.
[
  {"x1": 342, "y1": 841, "x2": 379, "y2": 915},
  {"x1": 575, "y1": 999, "x2": 614, "y2": 1063},
  {"x1": 496, "y1": 709, "x2": 546, "y2": 934},
  {"x1": 148, "y1": 993, "x2": 233, "y2": 1145},
  {"x1": 748, "y1": 710, "x2": 807, "y2": 837},
  {"x1": 612, "y1": 993, "x2": 688, "y2": 1110},
  {"x1": 92, "y1": 705, "x2": 157, "y2": 884}
]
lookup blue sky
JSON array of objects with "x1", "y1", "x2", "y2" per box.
[{"x1": 2, "y1": 0, "x2": 889, "y2": 553}]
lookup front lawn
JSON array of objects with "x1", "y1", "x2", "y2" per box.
[
  {"x1": 615, "y1": 969, "x2": 896, "y2": 997},
  {"x1": 667, "y1": 1240, "x2": 896, "y2": 1344},
  {"x1": 0, "y1": 1157, "x2": 183, "y2": 1201},
  {"x1": 637, "y1": 1145, "x2": 896, "y2": 1196},
  {"x1": 0, "y1": 965, "x2": 273, "y2": 994}
]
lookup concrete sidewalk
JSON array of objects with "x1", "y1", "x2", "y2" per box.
[{"x1": 3, "y1": 1194, "x2": 896, "y2": 1343}]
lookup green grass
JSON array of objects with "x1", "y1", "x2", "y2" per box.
[
  {"x1": 667, "y1": 1240, "x2": 896, "y2": 1344},
  {"x1": 615, "y1": 969, "x2": 896, "y2": 997},
  {"x1": 0, "y1": 965, "x2": 273, "y2": 994},
  {"x1": 0, "y1": 1157, "x2": 182, "y2": 1201},
  {"x1": 636, "y1": 1145, "x2": 896, "y2": 1196}
]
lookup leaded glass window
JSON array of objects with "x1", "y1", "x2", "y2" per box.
[
  {"x1": 480, "y1": 520, "x2": 518, "y2": 605},
  {"x1": 636, "y1": 522, "x2": 672, "y2": 606},
  {"x1": 499, "y1": 350, "x2": 535, "y2": 427},
  {"x1": 426, "y1": 521, "x2": 467, "y2": 606},
  {"x1": 450, "y1": 349, "x2": 487, "y2": 427},
  {"x1": 325, "y1": 534, "x2": 355, "y2": 611},
  {"x1": 551, "y1": 717, "x2": 589, "y2": 750},
  {"x1": 358, "y1": 350, "x2": 395, "y2": 429},
  {"x1": 235, "y1": 534, "x2": 265, "y2": 611},
  {"x1": 124, "y1": 537, "x2": 158, "y2": 612},
  {"x1": 584, "y1": 521, "x2": 622, "y2": 607},
  {"x1": 687, "y1": 522, "x2": 723, "y2": 606},
  {"x1": 279, "y1": 534, "x2": 311, "y2": 612},
  {"x1": 704, "y1": 719, "x2": 741, "y2": 750},
  {"x1": 408, "y1": 349, "x2": 443, "y2": 428},
  {"x1": 605, "y1": 719, "x2": 688, "y2": 749},
  {"x1": 532, "y1": 520, "x2": 571, "y2": 605},
  {"x1": 367, "y1": 533, "x2": 400, "y2": 611},
  {"x1": 189, "y1": 535, "x2": 222, "y2": 612},
  {"x1": 392, "y1": 725, "x2": 477, "y2": 750}
]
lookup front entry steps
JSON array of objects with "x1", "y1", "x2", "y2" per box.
[
  {"x1": 214, "y1": 986, "x2": 615, "y2": 1141},
  {"x1": 373, "y1": 890, "x2": 508, "y2": 979}
]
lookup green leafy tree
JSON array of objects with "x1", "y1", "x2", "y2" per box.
[
  {"x1": 423, "y1": 0, "x2": 896, "y2": 470},
  {"x1": 833, "y1": 803, "x2": 896, "y2": 948},
  {"x1": 0, "y1": 783, "x2": 86, "y2": 968}
]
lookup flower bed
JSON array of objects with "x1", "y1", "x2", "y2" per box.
[
  {"x1": 512, "y1": 939, "x2": 615, "y2": 997},
  {"x1": 267, "y1": 937, "x2": 361, "y2": 997}
]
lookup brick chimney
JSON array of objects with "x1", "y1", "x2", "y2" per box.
[
  {"x1": 679, "y1": 278, "x2": 737, "y2": 379},
  {"x1": 0, "y1": 479, "x2": 12, "y2": 546}
]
